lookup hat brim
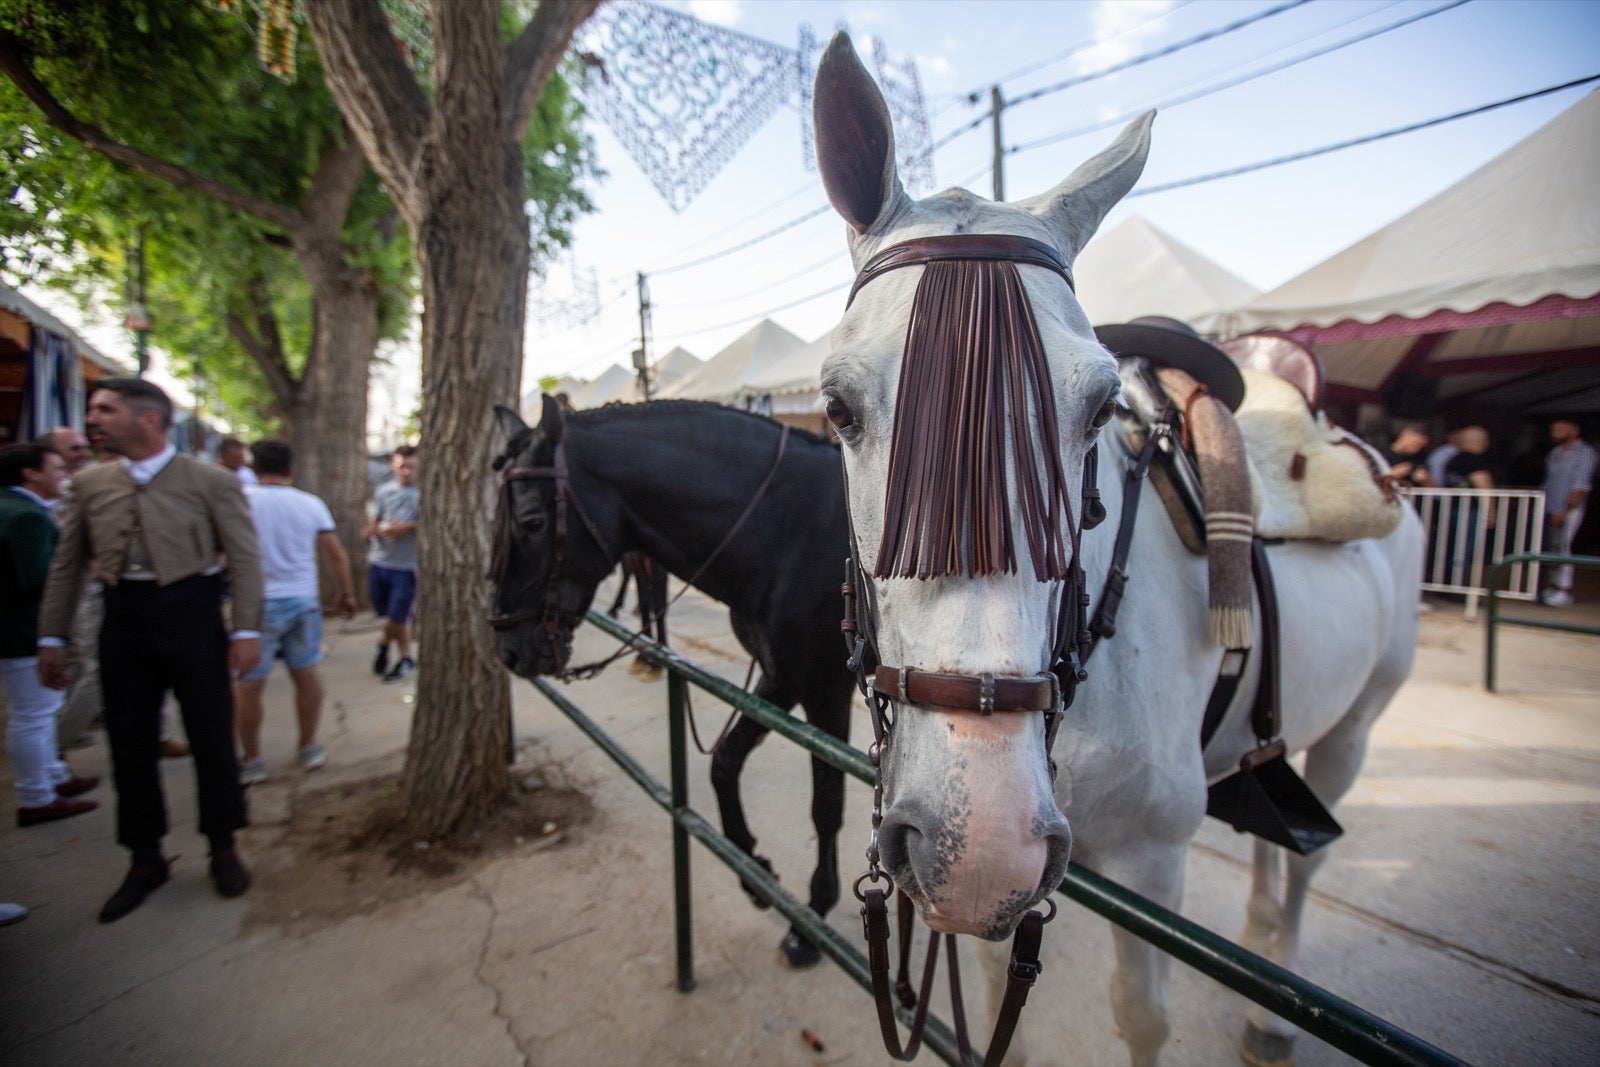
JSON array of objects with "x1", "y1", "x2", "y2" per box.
[{"x1": 1094, "y1": 323, "x2": 1246, "y2": 412}]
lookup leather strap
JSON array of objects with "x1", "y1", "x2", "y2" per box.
[
  {"x1": 848, "y1": 233, "x2": 1074, "y2": 306},
  {"x1": 874, "y1": 666, "x2": 1058, "y2": 714}
]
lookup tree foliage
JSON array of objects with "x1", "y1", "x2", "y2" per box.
[{"x1": 0, "y1": 0, "x2": 414, "y2": 434}]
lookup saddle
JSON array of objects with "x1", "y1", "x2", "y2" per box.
[{"x1": 1111, "y1": 350, "x2": 1349, "y2": 854}]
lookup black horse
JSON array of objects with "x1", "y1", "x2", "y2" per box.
[{"x1": 490, "y1": 396, "x2": 854, "y2": 967}]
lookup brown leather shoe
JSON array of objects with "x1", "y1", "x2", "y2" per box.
[
  {"x1": 56, "y1": 774, "x2": 100, "y2": 797},
  {"x1": 159, "y1": 738, "x2": 190, "y2": 759},
  {"x1": 17, "y1": 796, "x2": 98, "y2": 827}
]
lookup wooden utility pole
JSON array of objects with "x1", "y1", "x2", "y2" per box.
[
  {"x1": 990, "y1": 85, "x2": 1005, "y2": 202},
  {"x1": 635, "y1": 270, "x2": 654, "y2": 401}
]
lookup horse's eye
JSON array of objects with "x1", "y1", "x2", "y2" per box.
[
  {"x1": 825, "y1": 395, "x2": 855, "y2": 430},
  {"x1": 1091, "y1": 399, "x2": 1116, "y2": 430}
]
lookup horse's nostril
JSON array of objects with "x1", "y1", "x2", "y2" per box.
[{"x1": 499, "y1": 647, "x2": 518, "y2": 669}]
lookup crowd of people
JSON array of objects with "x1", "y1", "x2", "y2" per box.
[
  {"x1": 1380, "y1": 418, "x2": 1596, "y2": 605},
  {"x1": 1, "y1": 377, "x2": 419, "y2": 927}
]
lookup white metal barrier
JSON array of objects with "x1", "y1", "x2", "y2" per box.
[{"x1": 1405, "y1": 488, "x2": 1545, "y2": 619}]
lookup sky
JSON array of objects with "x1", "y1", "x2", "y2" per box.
[
  {"x1": 520, "y1": 0, "x2": 1600, "y2": 404},
  {"x1": 25, "y1": 0, "x2": 1600, "y2": 443}
]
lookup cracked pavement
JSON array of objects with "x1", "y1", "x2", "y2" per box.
[{"x1": 2, "y1": 587, "x2": 1597, "y2": 1065}]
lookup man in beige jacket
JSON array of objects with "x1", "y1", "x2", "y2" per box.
[{"x1": 37, "y1": 378, "x2": 264, "y2": 923}]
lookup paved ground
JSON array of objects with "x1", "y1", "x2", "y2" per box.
[{"x1": 1, "y1": 582, "x2": 1596, "y2": 1066}]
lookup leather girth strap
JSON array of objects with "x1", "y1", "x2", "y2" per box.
[
  {"x1": 1199, "y1": 538, "x2": 1281, "y2": 749},
  {"x1": 874, "y1": 666, "x2": 1057, "y2": 714}
]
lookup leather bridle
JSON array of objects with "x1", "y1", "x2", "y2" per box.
[
  {"x1": 838, "y1": 233, "x2": 1104, "y2": 735},
  {"x1": 488, "y1": 438, "x2": 617, "y2": 677},
  {"x1": 839, "y1": 232, "x2": 1109, "y2": 1067},
  {"x1": 488, "y1": 422, "x2": 794, "y2": 680}
]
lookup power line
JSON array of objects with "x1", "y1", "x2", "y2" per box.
[
  {"x1": 1012, "y1": 0, "x2": 1469, "y2": 155},
  {"x1": 1129, "y1": 73, "x2": 1600, "y2": 197},
  {"x1": 650, "y1": 0, "x2": 1317, "y2": 278},
  {"x1": 980, "y1": 0, "x2": 1201, "y2": 91},
  {"x1": 649, "y1": 204, "x2": 833, "y2": 277},
  {"x1": 1008, "y1": 0, "x2": 1311, "y2": 110},
  {"x1": 659, "y1": 281, "x2": 850, "y2": 340},
  {"x1": 660, "y1": 251, "x2": 845, "y2": 310}
]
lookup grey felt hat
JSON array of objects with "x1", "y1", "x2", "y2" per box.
[{"x1": 1094, "y1": 315, "x2": 1246, "y2": 412}]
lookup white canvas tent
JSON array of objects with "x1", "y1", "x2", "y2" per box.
[
  {"x1": 650, "y1": 345, "x2": 702, "y2": 394},
  {"x1": 659, "y1": 318, "x2": 805, "y2": 403},
  {"x1": 1225, "y1": 90, "x2": 1600, "y2": 414},
  {"x1": 1074, "y1": 216, "x2": 1259, "y2": 336}
]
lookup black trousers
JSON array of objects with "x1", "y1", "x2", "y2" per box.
[{"x1": 100, "y1": 574, "x2": 246, "y2": 850}]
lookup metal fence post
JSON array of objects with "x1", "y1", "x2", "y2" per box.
[{"x1": 668, "y1": 672, "x2": 696, "y2": 992}]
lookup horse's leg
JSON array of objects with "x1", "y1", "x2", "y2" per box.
[
  {"x1": 630, "y1": 557, "x2": 665, "y2": 679},
  {"x1": 607, "y1": 555, "x2": 632, "y2": 618},
  {"x1": 1239, "y1": 840, "x2": 1283, "y2": 958},
  {"x1": 776, "y1": 746, "x2": 845, "y2": 969},
  {"x1": 1098, "y1": 842, "x2": 1188, "y2": 1067},
  {"x1": 1240, "y1": 681, "x2": 1396, "y2": 1067},
  {"x1": 709, "y1": 695, "x2": 781, "y2": 907}
]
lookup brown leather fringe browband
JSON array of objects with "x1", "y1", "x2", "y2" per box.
[{"x1": 850, "y1": 234, "x2": 1078, "y2": 581}]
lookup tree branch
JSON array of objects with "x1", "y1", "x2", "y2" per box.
[
  {"x1": 224, "y1": 277, "x2": 298, "y2": 410},
  {"x1": 302, "y1": 0, "x2": 430, "y2": 227},
  {"x1": 301, "y1": 120, "x2": 371, "y2": 238},
  {"x1": 505, "y1": 0, "x2": 601, "y2": 140},
  {"x1": 0, "y1": 32, "x2": 303, "y2": 233}
]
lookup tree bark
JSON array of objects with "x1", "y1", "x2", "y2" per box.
[
  {"x1": 291, "y1": 273, "x2": 376, "y2": 604},
  {"x1": 306, "y1": 0, "x2": 598, "y2": 840},
  {"x1": 0, "y1": 40, "x2": 383, "y2": 598}
]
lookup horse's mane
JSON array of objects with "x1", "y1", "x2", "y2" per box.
[{"x1": 571, "y1": 399, "x2": 835, "y2": 448}]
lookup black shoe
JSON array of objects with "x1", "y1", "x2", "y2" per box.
[
  {"x1": 209, "y1": 848, "x2": 251, "y2": 898},
  {"x1": 99, "y1": 856, "x2": 170, "y2": 923},
  {"x1": 373, "y1": 644, "x2": 390, "y2": 676},
  {"x1": 383, "y1": 657, "x2": 414, "y2": 684}
]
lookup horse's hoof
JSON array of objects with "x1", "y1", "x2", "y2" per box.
[
  {"x1": 778, "y1": 931, "x2": 822, "y2": 969},
  {"x1": 1238, "y1": 1021, "x2": 1296, "y2": 1067},
  {"x1": 739, "y1": 856, "x2": 776, "y2": 909}
]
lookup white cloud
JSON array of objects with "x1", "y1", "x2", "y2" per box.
[
  {"x1": 1074, "y1": 0, "x2": 1175, "y2": 74},
  {"x1": 688, "y1": 0, "x2": 742, "y2": 28}
]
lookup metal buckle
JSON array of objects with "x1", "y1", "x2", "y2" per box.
[{"x1": 979, "y1": 672, "x2": 996, "y2": 715}]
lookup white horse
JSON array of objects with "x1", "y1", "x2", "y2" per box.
[{"x1": 811, "y1": 35, "x2": 1421, "y2": 1065}]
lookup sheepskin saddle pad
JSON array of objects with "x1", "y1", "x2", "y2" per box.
[{"x1": 1230, "y1": 369, "x2": 1404, "y2": 543}]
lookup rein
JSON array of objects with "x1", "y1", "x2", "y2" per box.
[{"x1": 839, "y1": 232, "x2": 1106, "y2": 1067}]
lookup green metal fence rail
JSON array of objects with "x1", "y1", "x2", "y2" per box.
[
  {"x1": 1485, "y1": 552, "x2": 1600, "y2": 691},
  {"x1": 532, "y1": 608, "x2": 1464, "y2": 1067}
]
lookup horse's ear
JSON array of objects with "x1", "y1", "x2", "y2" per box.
[
  {"x1": 494, "y1": 404, "x2": 528, "y2": 441},
  {"x1": 537, "y1": 393, "x2": 566, "y2": 445},
  {"x1": 1019, "y1": 110, "x2": 1154, "y2": 262},
  {"x1": 813, "y1": 32, "x2": 909, "y2": 235}
]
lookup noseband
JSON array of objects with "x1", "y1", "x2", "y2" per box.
[{"x1": 488, "y1": 439, "x2": 617, "y2": 668}]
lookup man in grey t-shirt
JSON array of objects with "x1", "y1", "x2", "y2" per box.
[
  {"x1": 1541, "y1": 419, "x2": 1596, "y2": 606},
  {"x1": 364, "y1": 446, "x2": 419, "y2": 681}
]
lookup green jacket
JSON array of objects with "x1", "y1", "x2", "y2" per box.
[{"x1": 0, "y1": 487, "x2": 58, "y2": 658}]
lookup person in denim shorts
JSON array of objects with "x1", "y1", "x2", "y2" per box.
[
  {"x1": 235, "y1": 441, "x2": 357, "y2": 785},
  {"x1": 364, "y1": 446, "x2": 419, "y2": 683}
]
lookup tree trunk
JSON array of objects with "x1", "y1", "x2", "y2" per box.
[
  {"x1": 291, "y1": 272, "x2": 376, "y2": 607},
  {"x1": 397, "y1": 141, "x2": 528, "y2": 839}
]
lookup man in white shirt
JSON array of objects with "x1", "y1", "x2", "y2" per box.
[
  {"x1": 218, "y1": 437, "x2": 258, "y2": 486},
  {"x1": 236, "y1": 440, "x2": 357, "y2": 785}
]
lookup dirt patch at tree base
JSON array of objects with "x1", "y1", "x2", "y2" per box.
[{"x1": 245, "y1": 758, "x2": 595, "y2": 933}]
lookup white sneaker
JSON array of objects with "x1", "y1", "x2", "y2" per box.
[
  {"x1": 239, "y1": 758, "x2": 269, "y2": 786},
  {"x1": 1541, "y1": 589, "x2": 1574, "y2": 607},
  {"x1": 298, "y1": 744, "x2": 327, "y2": 771}
]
